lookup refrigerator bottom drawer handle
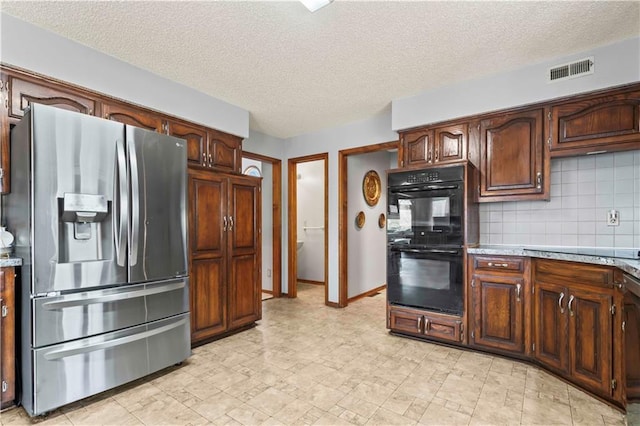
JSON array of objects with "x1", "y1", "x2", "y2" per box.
[
  {"x1": 43, "y1": 317, "x2": 188, "y2": 360},
  {"x1": 41, "y1": 280, "x2": 186, "y2": 310}
]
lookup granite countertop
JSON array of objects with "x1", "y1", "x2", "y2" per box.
[
  {"x1": 0, "y1": 257, "x2": 23, "y2": 267},
  {"x1": 468, "y1": 245, "x2": 640, "y2": 281}
]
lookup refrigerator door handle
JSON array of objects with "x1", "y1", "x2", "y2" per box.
[
  {"x1": 43, "y1": 316, "x2": 188, "y2": 360},
  {"x1": 41, "y1": 280, "x2": 186, "y2": 310},
  {"x1": 114, "y1": 138, "x2": 128, "y2": 267},
  {"x1": 128, "y1": 140, "x2": 140, "y2": 266}
]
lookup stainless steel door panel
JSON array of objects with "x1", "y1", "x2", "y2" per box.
[
  {"x1": 29, "y1": 105, "x2": 127, "y2": 294},
  {"x1": 33, "y1": 278, "x2": 189, "y2": 347},
  {"x1": 127, "y1": 126, "x2": 188, "y2": 283},
  {"x1": 30, "y1": 314, "x2": 190, "y2": 416}
]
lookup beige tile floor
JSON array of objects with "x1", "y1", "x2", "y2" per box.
[{"x1": 1, "y1": 283, "x2": 633, "y2": 425}]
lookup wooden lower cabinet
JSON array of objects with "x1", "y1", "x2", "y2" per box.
[
  {"x1": 0, "y1": 266, "x2": 16, "y2": 409},
  {"x1": 189, "y1": 169, "x2": 261, "y2": 346},
  {"x1": 533, "y1": 259, "x2": 619, "y2": 401},
  {"x1": 469, "y1": 255, "x2": 529, "y2": 354},
  {"x1": 388, "y1": 305, "x2": 463, "y2": 344},
  {"x1": 623, "y1": 274, "x2": 640, "y2": 400},
  {"x1": 470, "y1": 273, "x2": 526, "y2": 354}
]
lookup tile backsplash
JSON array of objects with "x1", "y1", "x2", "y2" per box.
[{"x1": 479, "y1": 150, "x2": 640, "y2": 249}]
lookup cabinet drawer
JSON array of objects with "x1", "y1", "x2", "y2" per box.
[
  {"x1": 389, "y1": 306, "x2": 423, "y2": 336},
  {"x1": 423, "y1": 312, "x2": 463, "y2": 343},
  {"x1": 473, "y1": 256, "x2": 525, "y2": 273},
  {"x1": 534, "y1": 259, "x2": 616, "y2": 289}
]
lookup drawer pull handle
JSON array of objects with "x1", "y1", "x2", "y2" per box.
[
  {"x1": 516, "y1": 284, "x2": 521, "y2": 302},
  {"x1": 487, "y1": 262, "x2": 509, "y2": 267},
  {"x1": 417, "y1": 316, "x2": 422, "y2": 332},
  {"x1": 425, "y1": 318, "x2": 431, "y2": 332},
  {"x1": 558, "y1": 292, "x2": 565, "y2": 314}
]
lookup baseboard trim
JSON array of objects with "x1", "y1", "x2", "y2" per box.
[
  {"x1": 297, "y1": 279, "x2": 325, "y2": 286},
  {"x1": 261, "y1": 289, "x2": 274, "y2": 295},
  {"x1": 325, "y1": 300, "x2": 342, "y2": 308},
  {"x1": 347, "y1": 284, "x2": 387, "y2": 303}
]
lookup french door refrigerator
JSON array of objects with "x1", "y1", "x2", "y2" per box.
[{"x1": 6, "y1": 104, "x2": 190, "y2": 416}]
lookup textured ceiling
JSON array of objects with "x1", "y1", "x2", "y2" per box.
[{"x1": 1, "y1": 1, "x2": 639, "y2": 138}]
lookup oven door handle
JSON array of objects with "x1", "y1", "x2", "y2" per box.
[
  {"x1": 390, "y1": 184, "x2": 459, "y2": 193},
  {"x1": 391, "y1": 247, "x2": 460, "y2": 255}
]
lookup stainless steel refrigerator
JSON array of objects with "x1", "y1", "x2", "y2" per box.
[{"x1": 5, "y1": 104, "x2": 190, "y2": 416}]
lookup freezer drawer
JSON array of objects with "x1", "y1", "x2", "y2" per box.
[
  {"x1": 33, "y1": 278, "x2": 189, "y2": 347},
  {"x1": 26, "y1": 314, "x2": 190, "y2": 416}
]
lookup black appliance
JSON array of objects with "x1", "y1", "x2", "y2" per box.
[{"x1": 386, "y1": 165, "x2": 466, "y2": 315}]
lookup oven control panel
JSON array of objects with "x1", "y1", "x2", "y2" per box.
[{"x1": 406, "y1": 172, "x2": 440, "y2": 183}]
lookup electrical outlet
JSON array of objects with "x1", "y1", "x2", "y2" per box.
[
  {"x1": 607, "y1": 209, "x2": 619, "y2": 226},
  {"x1": 267, "y1": 269, "x2": 271, "y2": 277}
]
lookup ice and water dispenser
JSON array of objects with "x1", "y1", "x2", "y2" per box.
[{"x1": 58, "y1": 192, "x2": 111, "y2": 263}]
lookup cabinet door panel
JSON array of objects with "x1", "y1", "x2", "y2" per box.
[
  {"x1": 569, "y1": 288, "x2": 612, "y2": 395},
  {"x1": 389, "y1": 308, "x2": 423, "y2": 335},
  {"x1": 480, "y1": 109, "x2": 545, "y2": 200},
  {"x1": 209, "y1": 130, "x2": 241, "y2": 172},
  {"x1": 434, "y1": 124, "x2": 466, "y2": 164},
  {"x1": 169, "y1": 121, "x2": 207, "y2": 167},
  {"x1": 228, "y1": 253, "x2": 260, "y2": 329},
  {"x1": 402, "y1": 129, "x2": 433, "y2": 166},
  {"x1": 0, "y1": 267, "x2": 15, "y2": 408},
  {"x1": 472, "y1": 275, "x2": 524, "y2": 353},
  {"x1": 229, "y1": 178, "x2": 260, "y2": 253},
  {"x1": 102, "y1": 102, "x2": 164, "y2": 132},
  {"x1": 191, "y1": 258, "x2": 227, "y2": 341},
  {"x1": 534, "y1": 282, "x2": 568, "y2": 373},
  {"x1": 423, "y1": 312, "x2": 463, "y2": 343},
  {"x1": 624, "y1": 292, "x2": 640, "y2": 399},
  {"x1": 9, "y1": 76, "x2": 96, "y2": 120},
  {"x1": 189, "y1": 174, "x2": 225, "y2": 257},
  {"x1": 551, "y1": 90, "x2": 640, "y2": 154}
]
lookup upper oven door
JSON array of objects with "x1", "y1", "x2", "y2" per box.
[{"x1": 387, "y1": 183, "x2": 463, "y2": 247}]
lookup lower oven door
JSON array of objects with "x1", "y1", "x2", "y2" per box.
[{"x1": 387, "y1": 246, "x2": 463, "y2": 315}]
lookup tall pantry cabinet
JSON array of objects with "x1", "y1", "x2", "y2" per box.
[{"x1": 188, "y1": 168, "x2": 262, "y2": 345}]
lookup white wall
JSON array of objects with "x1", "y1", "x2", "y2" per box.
[
  {"x1": 282, "y1": 109, "x2": 399, "y2": 301},
  {"x1": 347, "y1": 151, "x2": 394, "y2": 298},
  {"x1": 393, "y1": 37, "x2": 640, "y2": 131},
  {"x1": 296, "y1": 160, "x2": 325, "y2": 282},
  {"x1": 0, "y1": 13, "x2": 249, "y2": 138}
]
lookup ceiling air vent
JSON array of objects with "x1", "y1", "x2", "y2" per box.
[{"x1": 548, "y1": 57, "x2": 594, "y2": 82}]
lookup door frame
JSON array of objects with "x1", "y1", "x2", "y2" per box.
[
  {"x1": 242, "y1": 151, "x2": 283, "y2": 297},
  {"x1": 287, "y1": 153, "x2": 328, "y2": 303},
  {"x1": 338, "y1": 141, "x2": 399, "y2": 307}
]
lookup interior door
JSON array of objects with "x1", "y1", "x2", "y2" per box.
[{"x1": 127, "y1": 126, "x2": 188, "y2": 283}]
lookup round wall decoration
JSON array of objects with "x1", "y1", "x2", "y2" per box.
[
  {"x1": 378, "y1": 213, "x2": 386, "y2": 229},
  {"x1": 362, "y1": 170, "x2": 381, "y2": 207},
  {"x1": 355, "y1": 211, "x2": 366, "y2": 229}
]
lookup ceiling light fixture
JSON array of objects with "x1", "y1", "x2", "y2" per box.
[{"x1": 299, "y1": 0, "x2": 333, "y2": 12}]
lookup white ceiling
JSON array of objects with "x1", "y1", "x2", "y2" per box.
[{"x1": 1, "y1": 1, "x2": 639, "y2": 138}]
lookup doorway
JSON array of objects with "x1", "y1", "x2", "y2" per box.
[
  {"x1": 287, "y1": 153, "x2": 328, "y2": 304},
  {"x1": 242, "y1": 151, "x2": 282, "y2": 298},
  {"x1": 338, "y1": 141, "x2": 399, "y2": 307}
]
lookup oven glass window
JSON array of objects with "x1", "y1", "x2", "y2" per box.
[{"x1": 399, "y1": 257, "x2": 450, "y2": 290}]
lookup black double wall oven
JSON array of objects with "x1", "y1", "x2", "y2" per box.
[{"x1": 387, "y1": 165, "x2": 465, "y2": 315}]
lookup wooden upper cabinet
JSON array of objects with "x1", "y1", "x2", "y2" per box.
[
  {"x1": 479, "y1": 109, "x2": 548, "y2": 202},
  {"x1": 402, "y1": 128, "x2": 433, "y2": 167},
  {"x1": 168, "y1": 121, "x2": 207, "y2": 167},
  {"x1": 102, "y1": 102, "x2": 165, "y2": 132},
  {"x1": 209, "y1": 129, "x2": 241, "y2": 173},
  {"x1": 8, "y1": 75, "x2": 97, "y2": 120},
  {"x1": 434, "y1": 123, "x2": 467, "y2": 164},
  {"x1": 549, "y1": 87, "x2": 640, "y2": 156}
]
